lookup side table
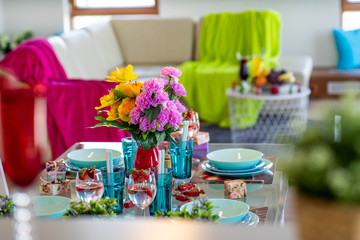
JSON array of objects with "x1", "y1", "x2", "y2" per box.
[{"x1": 226, "y1": 87, "x2": 311, "y2": 143}]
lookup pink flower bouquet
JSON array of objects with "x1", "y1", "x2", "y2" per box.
[{"x1": 94, "y1": 65, "x2": 186, "y2": 150}]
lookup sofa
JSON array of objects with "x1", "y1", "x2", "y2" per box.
[
  {"x1": 0, "y1": 16, "x2": 313, "y2": 160},
  {"x1": 48, "y1": 18, "x2": 312, "y2": 86}
]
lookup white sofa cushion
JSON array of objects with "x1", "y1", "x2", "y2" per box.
[
  {"x1": 85, "y1": 21, "x2": 124, "y2": 73},
  {"x1": 111, "y1": 18, "x2": 194, "y2": 65},
  {"x1": 48, "y1": 36, "x2": 79, "y2": 78},
  {"x1": 61, "y1": 29, "x2": 107, "y2": 79}
]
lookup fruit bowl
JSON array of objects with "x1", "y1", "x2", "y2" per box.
[{"x1": 67, "y1": 148, "x2": 122, "y2": 169}]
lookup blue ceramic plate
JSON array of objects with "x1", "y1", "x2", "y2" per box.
[
  {"x1": 33, "y1": 196, "x2": 71, "y2": 219},
  {"x1": 67, "y1": 149, "x2": 122, "y2": 169},
  {"x1": 240, "y1": 211, "x2": 259, "y2": 226},
  {"x1": 204, "y1": 160, "x2": 265, "y2": 173},
  {"x1": 201, "y1": 158, "x2": 273, "y2": 177},
  {"x1": 180, "y1": 198, "x2": 250, "y2": 224},
  {"x1": 206, "y1": 148, "x2": 264, "y2": 170}
]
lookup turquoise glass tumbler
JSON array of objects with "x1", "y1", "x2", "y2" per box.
[
  {"x1": 121, "y1": 137, "x2": 137, "y2": 177},
  {"x1": 101, "y1": 166, "x2": 125, "y2": 215},
  {"x1": 169, "y1": 138, "x2": 193, "y2": 180},
  {"x1": 149, "y1": 168, "x2": 173, "y2": 216}
]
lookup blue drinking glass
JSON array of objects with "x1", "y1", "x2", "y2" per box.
[
  {"x1": 121, "y1": 137, "x2": 137, "y2": 177},
  {"x1": 149, "y1": 168, "x2": 173, "y2": 216},
  {"x1": 169, "y1": 138, "x2": 193, "y2": 180},
  {"x1": 101, "y1": 166, "x2": 125, "y2": 215}
]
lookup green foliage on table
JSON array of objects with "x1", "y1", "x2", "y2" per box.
[
  {"x1": 283, "y1": 93, "x2": 360, "y2": 203},
  {"x1": 63, "y1": 198, "x2": 117, "y2": 218},
  {"x1": 0, "y1": 195, "x2": 14, "y2": 217},
  {"x1": 155, "y1": 195, "x2": 219, "y2": 223},
  {"x1": 0, "y1": 31, "x2": 33, "y2": 55}
]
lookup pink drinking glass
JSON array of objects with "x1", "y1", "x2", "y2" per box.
[{"x1": 0, "y1": 69, "x2": 47, "y2": 188}]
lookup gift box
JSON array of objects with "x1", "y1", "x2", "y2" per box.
[
  {"x1": 224, "y1": 180, "x2": 247, "y2": 199},
  {"x1": 192, "y1": 142, "x2": 209, "y2": 160},
  {"x1": 45, "y1": 160, "x2": 66, "y2": 183},
  {"x1": 40, "y1": 180, "x2": 71, "y2": 196},
  {"x1": 193, "y1": 131, "x2": 210, "y2": 145}
]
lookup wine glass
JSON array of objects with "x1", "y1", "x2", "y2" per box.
[
  {"x1": 127, "y1": 169, "x2": 157, "y2": 217},
  {"x1": 76, "y1": 169, "x2": 104, "y2": 203},
  {"x1": 186, "y1": 112, "x2": 200, "y2": 138}
]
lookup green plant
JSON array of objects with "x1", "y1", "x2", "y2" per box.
[
  {"x1": 284, "y1": 93, "x2": 360, "y2": 203},
  {"x1": 63, "y1": 198, "x2": 117, "y2": 218},
  {"x1": 0, "y1": 195, "x2": 14, "y2": 217},
  {"x1": 0, "y1": 30, "x2": 33, "y2": 55},
  {"x1": 156, "y1": 195, "x2": 219, "y2": 222}
]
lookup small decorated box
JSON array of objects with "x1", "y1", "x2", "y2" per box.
[
  {"x1": 224, "y1": 180, "x2": 247, "y2": 199},
  {"x1": 40, "y1": 180, "x2": 71, "y2": 196},
  {"x1": 193, "y1": 131, "x2": 210, "y2": 145},
  {"x1": 45, "y1": 160, "x2": 66, "y2": 184}
]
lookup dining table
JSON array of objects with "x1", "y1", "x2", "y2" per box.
[{"x1": 0, "y1": 142, "x2": 297, "y2": 240}]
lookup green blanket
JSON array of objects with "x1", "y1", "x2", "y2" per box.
[{"x1": 179, "y1": 10, "x2": 281, "y2": 128}]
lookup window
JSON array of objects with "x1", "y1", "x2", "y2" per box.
[
  {"x1": 342, "y1": 0, "x2": 360, "y2": 30},
  {"x1": 69, "y1": 0, "x2": 158, "y2": 29}
]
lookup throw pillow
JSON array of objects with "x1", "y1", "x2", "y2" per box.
[{"x1": 333, "y1": 28, "x2": 360, "y2": 70}]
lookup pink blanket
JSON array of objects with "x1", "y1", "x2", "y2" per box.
[
  {"x1": 0, "y1": 38, "x2": 130, "y2": 159},
  {"x1": 47, "y1": 79, "x2": 130, "y2": 158}
]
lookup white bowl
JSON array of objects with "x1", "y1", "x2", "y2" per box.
[
  {"x1": 67, "y1": 148, "x2": 122, "y2": 169},
  {"x1": 206, "y1": 148, "x2": 263, "y2": 170},
  {"x1": 180, "y1": 198, "x2": 250, "y2": 224}
]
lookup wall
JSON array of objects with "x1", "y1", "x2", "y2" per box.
[
  {"x1": 2, "y1": 0, "x2": 64, "y2": 37},
  {"x1": 159, "y1": 0, "x2": 341, "y2": 67},
  {"x1": 1, "y1": 0, "x2": 340, "y2": 67},
  {"x1": 0, "y1": 0, "x2": 4, "y2": 33}
]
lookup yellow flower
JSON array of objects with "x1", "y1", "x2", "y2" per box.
[
  {"x1": 95, "y1": 91, "x2": 117, "y2": 110},
  {"x1": 106, "y1": 65, "x2": 139, "y2": 83},
  {"x1": 106, "y1": 102, "x2": 121, "y2": 121},
  {"x1": 118, "y1": 98, "x2": 136, "y2": 123},
  {"x1": 128, "y1": 81, "x2": 143, "y2": 96},
  {"x1": 115, "y1": 81, "x2": 143, "y2": 98}
]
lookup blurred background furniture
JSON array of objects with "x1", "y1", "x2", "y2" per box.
[
  {"x1": 226, "y1": 87, "x2": 311, "y2": 143},
  {"x1": 179, "y1": 10, "x2": 313, "y2": 128},
  {"x1": 0, "y1": 14, "x2": 313, "y2": 160}
]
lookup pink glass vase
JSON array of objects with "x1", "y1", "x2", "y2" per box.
[{"x1": 133, "y1": 145, "x2": 159, "y2": 170}]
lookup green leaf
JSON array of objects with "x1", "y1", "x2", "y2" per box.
[
  {"x1": 144, "y1": 106, "x2": 161, "y2": 124},
  {"x1": 165, "y1": 132, "x2": 177, "y2": 144},
  {"x1": 95, "y1": 116, "x2": 108, "y2": 122},
  {"x1": 111, "y1": 89, "x2": 130, "y2": 99},
  {"x1": 155, "y1": 131, "x2": 166, "y2": 146},
  {"x1": 96, "y1": 110, "x2": 108, "y2": 114}
]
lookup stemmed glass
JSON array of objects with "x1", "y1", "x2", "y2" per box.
[
  {"x1": 76, "y1": 169, "x2": 104, "y2": 203},
  {"x1": 127, "y1": 169, "x2": 157, "y2": 217},
  {"x1": 186, "y1": 112, "x2": 200, "y2": 138}
]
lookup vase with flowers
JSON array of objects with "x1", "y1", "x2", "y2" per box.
[{"x1": 93, "y1": 65, "x2": 186, "y2": 170}]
